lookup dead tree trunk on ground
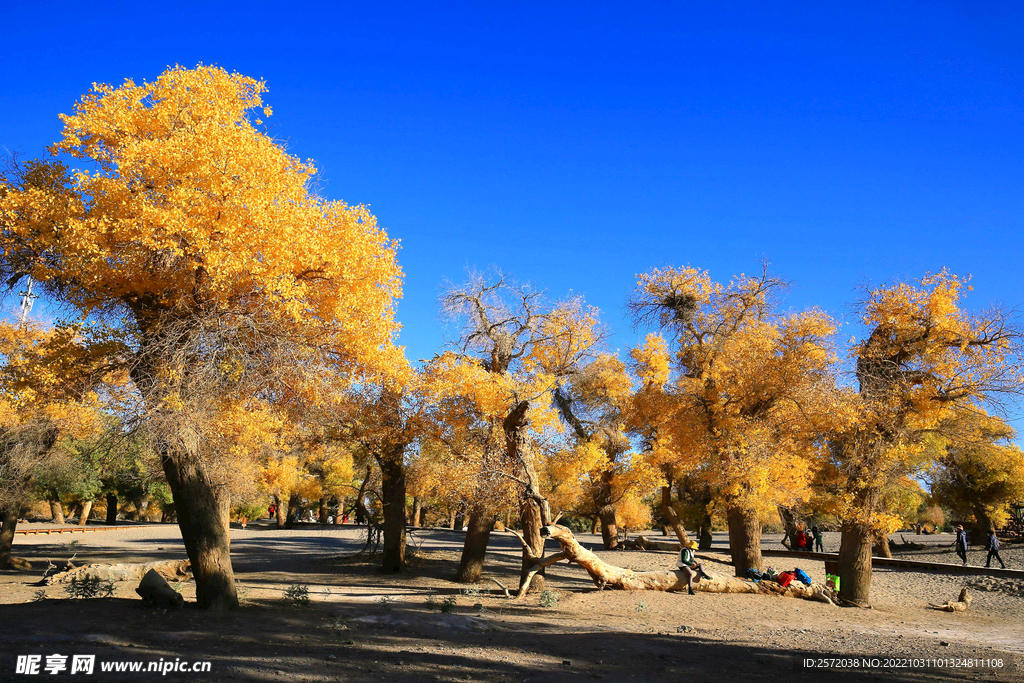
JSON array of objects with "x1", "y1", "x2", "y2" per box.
[{"x1": 513, "y1": 525, "x2": 832, "y2": 603}]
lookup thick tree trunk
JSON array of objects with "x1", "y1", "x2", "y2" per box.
[
  {"x1": 519, "y1": 498, "x2": 545, "y2": 592},
  {"x1": 838, "y1": 519, "x2": 873, "y2": 607},
  {"x1": 699, "y1": 511, "x2": 714, "y2": 550},
  {"x1": 726, "y1": 504, "x2": 762, "y2": 577},
  {"x1": 970, "y1": 507, "x2": 994, "y2": 544},
  {"x1": 873, "y1": 532, "x2": 892, "y2": 558},
  {"x1": 598, "y1": 507, "x2": 619, "y2": 550},
  {"x1": 50, "y1": 499, "x2": 65, "y2": 525},
  {"x1": 660, "y1": 485, "x2": 691, "y2": 545},
  {"x1": 286, "y1": 492, "x2": 301, "y2": 526},
  {"x1": 274, "y1": 494, "x2": 287, "y2": 528},
  {"x1": 77, "y1": 500, "x2": 93, "y2": 526},
  {"x1": 777, "y1": 505, "x2": 799, "y2": 550},
  {"x1": 0, "y1": 505, "x2": 18, "y2": 565},
  {"x1": 378, "y1": 451, "x2": 407, "y2": 572},
  {"x1": 105, "y1": 493, "x2": 118, "y2": 525},
  {"x1": 163, "y1": 454, "x2": 238, "y2": 610},
  {"x1": 411, "y1": 497, "x2": 422, "y2": 527},
  {"x1": 590, "y1": 516, "x2": 600, "y2": 534},
  {"x1": 318, "y1": 497, "x2": 328, "y2": 524},
  {"x1": 449, "y1": 510, "x2": 458, "y2": 529},
  {"x1": 455, "y1": 507, "x2": 492, "y2": 583}
]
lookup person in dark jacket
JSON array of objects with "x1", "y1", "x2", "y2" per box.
[
  {"x1": 812, "y1": 525, "x2": 824, "y2": 552},
  {"x1": 951, "y1": 525, "x2": 969, "y2": 565},
  {"x1": 677, "y1": 540, "x2": 712, "y2": 595},
  {"x1": 986, "y1": 530, "x2": 1006, "y2": 569}
]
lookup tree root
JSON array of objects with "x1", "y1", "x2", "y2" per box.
[{"x1": 929, "y1": 587, "x2": 971, "y2": 612}]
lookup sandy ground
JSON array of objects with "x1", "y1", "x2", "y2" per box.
[{"x1": 1, "y1": 523, "x2": 1022, "y2": 683}]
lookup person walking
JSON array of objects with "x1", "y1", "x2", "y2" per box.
[
  {"x1": 812, "y1": 525, "x2": 824, "y2": 553},
  {"x1": 985, "y1": 530, "x2": 1006, "y2": 569},
  {"x1": 952, "y1": 525, "x2": 969, "y2": 565}
]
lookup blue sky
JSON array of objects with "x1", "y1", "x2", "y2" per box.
[{"x1": 2, "y1": 2, "x2": 1023, "y2": 419}]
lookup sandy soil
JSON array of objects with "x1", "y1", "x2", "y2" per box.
[{"x1": 1, "y1": 523, "x2": 1021, "y2": 682}]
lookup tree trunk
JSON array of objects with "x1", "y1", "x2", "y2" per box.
[
  {"x1": 590, "y1": 516, "x2": 600, "y2": 534},
  {"x1": 318, "y1": 497, "x2": 328, "y2": 524},
  {"x1": 50, "y1": 499, "x2": 65, "y2": 525},
  {"x1": 378, "y1": 450, "x2": 407, "y2": 572},
  {"x1": 411, "y1": 497, "x2": 422, "y2": 527},
  {"x1": 448, "y1": 510, "x2": 458, "y2": 529},
  {"x1": 598, "y1": 507, "x2": 619, "y2": 550},
  {"x1": 726, "y1": 504, "x2": 762, "y2": 577},
  {"x1": 286, "y1": 492, "x2": 301, "y2": 526},
  {"x1": 0, "y1": 505, "x2": 18, "y2": 565},
  {"x1": 535, "y1": 525, "x2": 830, "y2": 601},
  {"x1": 838, "y1": 518, "x2": 873, "y2": 607},
  {"x1": 105, "y1": 493, "x2": 118, "y2": 525},
  {"x1": 274, "y1": 494, "x2": 286, "y2": 528},
  {"x1": 777, "y1": 505, "x2": 799, "y2": 550},
  {"x1": 698, "y1": 510, "x2": 714, "y2": 550},
  {"x1": 519, "y1": 498, "x2": 545, "y2": 592},
  {"x1": 162, "y1": 454, "x2": 238, "y2": 610},
  {"x1": 77, "y1": 500, "x2": 93, "y2": 526},
  {"x1": 873, "y1": 532, "x2": 892, "y2": 558},
  {"x1": 660, "y1": 484, "x2": 691, "y2": 545},
  {"x1": 455, "y1": 507, "x2": 492, "y2": 583},
  {"x1": 970, "y1": 507, "x2": 994, "y2": 544}
]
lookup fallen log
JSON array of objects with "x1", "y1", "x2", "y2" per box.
[
  {"x1": 1, "y1": 556, "x2": 32, "y2": 570},
  {"x1": 622, "y1": 536, "x2": 681, "y2": 552},
  {"x1": 514, "y1": 525, "x2": 834, "y2": 603},
  {"x1": 42, "y1": 559, "x2": 191, "y2": 585}
]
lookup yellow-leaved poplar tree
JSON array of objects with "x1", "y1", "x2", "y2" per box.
[
  {"x1": 629, "y1": 265, "x2": 838, "y2": 576},
  {"x1": 0, "y1": 65, "x2": 403, "y2": 608}
]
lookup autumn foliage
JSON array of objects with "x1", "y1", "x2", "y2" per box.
[{"x1": 1, "y1": 66, "x2": 1022, "y2": 610}]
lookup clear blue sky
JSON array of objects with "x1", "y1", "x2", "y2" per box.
[{"x1": 2, "y1": 2, "x2": 1022, "y2": 415}]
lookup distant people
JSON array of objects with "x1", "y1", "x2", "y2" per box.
[
  {"x1": 812, "y1": 525, "x2": 824, "y2": 553},
  {"x1": 342, "y1": 513, "x2": 348, "y2": 524},
  {"x1": 794, "y1": 528, "x2": 807, "y2": 551},
  {"x1": 952, "y1": 525, "x2": 969, "y2": 565},
  {"x1": 985, "y1": 530, "x2": 1006, "y2": 569},
  {"x1": 677, "y1": 540, "x2": 712, "y2": 595},
  {"x1": 803, "y1": 529, "x2": 814, "y2": 552},
  {"x1": 268, "y1": 504, "x2": 276, "y2": 520},
  {"x1": 239, "y1": 515, "x2": 248, "y2": 529}
]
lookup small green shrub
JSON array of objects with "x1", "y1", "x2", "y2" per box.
[
  {"x1": 284, "y1": 583, "x2": 310, "y2": 607},
  {"x1": 635, "y1": 598, "x2": 650, "y2": 614},
  {"x1": 64, "y1": 576, "x2": 115, "y2": 599},
  {"x1": 539, "y1": 590, "x2": 559, "y2": 608},
  {"x1": 439, "y1": 596, "x2": 457, "y2": 613}
]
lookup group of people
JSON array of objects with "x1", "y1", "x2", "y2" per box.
[
  {"x1": 952, "y1": 525, "x2": 1006, "y2": 569},
  {"x1": 792, "y1": 525, "x2": 824, "y2": 553}
]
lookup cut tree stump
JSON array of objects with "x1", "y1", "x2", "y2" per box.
[
  {"x1": 136, "y1": 569, "x2": 185, "y2": 608},
  {"x1": 524, "y1": 525, "x2": 834, "y2": 604}
]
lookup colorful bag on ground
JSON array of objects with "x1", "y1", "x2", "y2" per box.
[
  {"x1": 793, "y1": 568, "x2": 812, "y2": 585},
  {"x1": 826, "y1": 574, "x2": 840, "y2": 591},
  {"x1": 776, "y1": 571, "x2": 794, "y2": 587}
]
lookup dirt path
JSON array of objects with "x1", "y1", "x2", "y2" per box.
[{"x1": 1, "y1": 524, "x2": 1021, "y2": 682}]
